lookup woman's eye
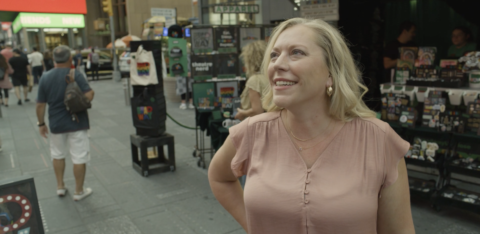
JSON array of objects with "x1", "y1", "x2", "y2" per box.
[
  {"x1": 270, "y1": 52, "x2": 279, "y2": 59},
  {"x1": 292, "y1": 49, "x2": 305, "y2": 55}
]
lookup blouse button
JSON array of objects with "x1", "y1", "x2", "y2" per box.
[
  {"x1": 304, "y1": 190, "x2": 309, "y2": 194},
  {"x1": 305, "y1": 180, "x2": 310, "y2": 184},
  {"x1": 304, "y1": 200, "x2": 310, "y2": 204},
  {"x1": 307, "y1": 169, "x2": 312, "y2": 173}
]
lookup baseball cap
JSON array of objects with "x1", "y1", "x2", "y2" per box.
[
  {"x1": 170, "y1": 47, "x2": 183, "y2": 58},
  {"x1": 171, "y1": 63, "x2": 184, "y2": 75}
]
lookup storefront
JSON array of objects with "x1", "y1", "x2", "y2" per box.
[
  {"x1": 12, "y1": 12, "x2": 86, "y2": 52},
  {"x1": 199, "y1": 0, "x2": 263, "y2": 25}
]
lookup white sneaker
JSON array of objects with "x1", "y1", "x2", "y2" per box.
[
  {"x1": 179, "y1": 103, "x2": 187, "y2": 110},
  {"x1": 188, "y1": 103, "x2": 195, "y2": 109},
  {"x1": 73, "y1": 187, "x2": 93, "y2": 201}
]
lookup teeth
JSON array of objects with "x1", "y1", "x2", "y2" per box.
[{"x1": 276, "y1": 81, "x2": 296, "y2": 86}]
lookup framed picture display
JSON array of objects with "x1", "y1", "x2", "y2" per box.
[
  {"x1": 215, "y1": 54, "x2": 238, "y2": 79},
  {"x1": 216, "y1": 81, "x2": 239, "y2": 98},
  {"x1": 191, "y1": 28, "x2": 214, "y2": 55},
  {"x1": 239, "y1": 27, "x2": 261, "y2": 49},
  {"x1": 214, "y1": 27, "x2": 238, "y2": 54},
  {"x1": 191, "y1": 55, "x2": 215, "y2": 81},
  {"x1": 0, "y1": 175, "x2": 45, "y2": 234},
  {"x1": 192, "y1": 82, "x2": 215, "y2": 107}
]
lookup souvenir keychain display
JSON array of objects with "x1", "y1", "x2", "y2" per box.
[
  {"x1": 405, "y1": 137, "x2": 439, "y2": 162},
  {"x1": 441, "y1": 188, "x2": 480, "y2": 205}
]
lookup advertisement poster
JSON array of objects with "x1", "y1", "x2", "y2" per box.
[
  {"x1": 0, "y1": 176, "x2": 44, "y2": 234},
  {"x1": 215, "y1": 54, "x2": 238, "y2": 79},
  {"x1": 239, "y1": 27, "x2": 261, "y2": 48},
  {"x1": 191, "y1": 28, "x2": 214, "y2": 54},
  {"x1": 191, "y1": 55, "x2": 215, "y2": 80},
  {"x1": 168, "y1": 37, "x2": 188, "y2": 77},
  {"x1": 215, "y1": 27, "x2": 238, "y2": 54}
]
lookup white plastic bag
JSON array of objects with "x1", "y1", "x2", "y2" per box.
[{"x1": 130, "y1": 45, "x2": 158, "y2": 85}]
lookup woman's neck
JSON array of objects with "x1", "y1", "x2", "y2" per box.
[{"x1": 283, "y1": 104, "x2": 333, "y2": 140}]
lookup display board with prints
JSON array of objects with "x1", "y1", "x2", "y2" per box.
[
  {"x1": 215, "y1": 27, "x2": 238, "y2": 54},
  {"x1": 191, "y1": 28, "x2": 214, "y2": 55},
  {"x1": 168, "y1": 37, "x2": 188, "y2": 77}
]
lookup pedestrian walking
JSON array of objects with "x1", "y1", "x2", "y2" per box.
[
  {"x1": 44, "y1": 51, "x2": 54, "y2": 71},
  {"x1": 88, "y1": 48, "x2": 100, "y2": 81},
  {"x1": 36, "y1": 45, "x2": 95, "y2": 201},
  {"x1": 0, "y1": 43, "x2": 13, "y2": 62},
  {"x1": 0, "y1": 54, "x2": 14, "y2": 107},
  {"x1": 74, "y1": 48, "x2": 87, "y2": 81},
  {"x1": 9, "y1": 49, "x2": 30, "y2": 105},
  {"x1": 29, "y1": 47, "x2": 45, "y2": 84}
]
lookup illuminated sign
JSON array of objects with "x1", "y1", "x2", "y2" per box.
[{"x1": 13, "y1": 13, "x2": 85, "y2": 33}]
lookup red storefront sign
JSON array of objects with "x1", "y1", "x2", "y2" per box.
[
  {"x1": 0, "y1": 0, "x2": 87, "y2": 14},
  {"x1": 1, "y1": 22, "x2": 11, "y2": 31}
]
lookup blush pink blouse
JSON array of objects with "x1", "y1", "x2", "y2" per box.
[{"x1": 229, "y1": 111, "x2": 410, "y2": 234}]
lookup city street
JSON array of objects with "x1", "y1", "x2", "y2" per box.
[{"x1": 0, "y1": 80, "x2": 480, "y2": 234}]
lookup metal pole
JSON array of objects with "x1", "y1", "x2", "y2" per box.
[{"x1": 109, "y1": 15, "x2": 121, "y2": 82}]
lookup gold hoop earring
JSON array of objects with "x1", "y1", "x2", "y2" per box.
[{"x1": 327, "y1": 86, "x2": 333, "y2": 97}]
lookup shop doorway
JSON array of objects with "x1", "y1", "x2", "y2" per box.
[{"x1": 45, "y1": 33, "x2": 69, "y2": 51}]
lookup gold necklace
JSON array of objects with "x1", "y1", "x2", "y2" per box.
[
  {"x1": 288, "y1": 111, "x2": 332, "y2": 142},
  {"x1": 291, "y1": 123, "x2": 334, "y2": 151}
]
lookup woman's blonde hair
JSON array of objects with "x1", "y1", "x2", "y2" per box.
[
  {"x1": 261, "y1": 18, "x2": 376, "y2": 122},
  {"x1": 240, "y1": 40, "x2": 267, "y2": 77}
]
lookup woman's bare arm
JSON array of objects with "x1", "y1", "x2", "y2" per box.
[
  {"x1": 208, "y1": 136, "x2": 248, "y2": 232},
  {"x1": 377, "y1": 159, "x2": 415, "y2": 234},
  {"x1": 235, "y1": 89, "x2": 263, "y2": 120}
]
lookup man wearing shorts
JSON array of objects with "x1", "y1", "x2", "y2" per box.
[
  {"x1": 36, "y1": 45, "x2": 95, "y2": 201},
  {"x1": 9, "y1": 49, "x2": 30, "y2": 105}
]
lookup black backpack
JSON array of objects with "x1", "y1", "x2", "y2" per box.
[{"x1": 64, "y1": 69, "x2": 91, "y2": 121}]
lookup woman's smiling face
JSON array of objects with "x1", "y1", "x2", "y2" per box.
[{"x1": 267, "y1": 25, "x2": 331, "y2": 109}]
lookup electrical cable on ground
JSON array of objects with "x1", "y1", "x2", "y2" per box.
[{"x1": 167, "y1": 112, "x2": 197, "y2": 130}]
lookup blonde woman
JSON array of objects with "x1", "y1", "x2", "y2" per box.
[
  {"x1": 234, "y1": 40, "x2": 270, "y2": 120},
  {"x1": 208, "y1": 18, "x2": 415, "y2": 234}
]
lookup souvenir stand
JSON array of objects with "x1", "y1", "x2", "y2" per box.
[
  {"x1": 381, "y1": 49, "x2": 480, "y2": 213},
  {"x1": 190, "y1": 24, "x2": 274, "y2": 168}
]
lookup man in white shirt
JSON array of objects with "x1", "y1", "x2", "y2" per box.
[{"x1": 29, "y1": 47, "x2": 45, "y2": 84}]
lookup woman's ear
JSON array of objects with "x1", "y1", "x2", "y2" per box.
[{"x1": 326, "y1": 73, "x2": 333, "y2": 87}]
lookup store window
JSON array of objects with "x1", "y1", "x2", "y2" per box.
[
  {"x1": 201, "y1": 0, "x2": 261, "y2": 25},
  {"x1": 26, "y1": 29, "x2": 39, "y2": 51}
]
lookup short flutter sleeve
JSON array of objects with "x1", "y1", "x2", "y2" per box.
[
  {"x1": 383, "y1": 124, "x2": 410, "y2": 188},
  {"x1": 229, "y1": 118, "x2": 252, "y2": 178}
]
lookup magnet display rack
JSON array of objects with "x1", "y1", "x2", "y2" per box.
[
  {"x1": 190, "y1": 24, "x2": 273, "y2": 168},
  {"x1": 382, "y1": 83, "x2": 480, "y2": 214}
]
